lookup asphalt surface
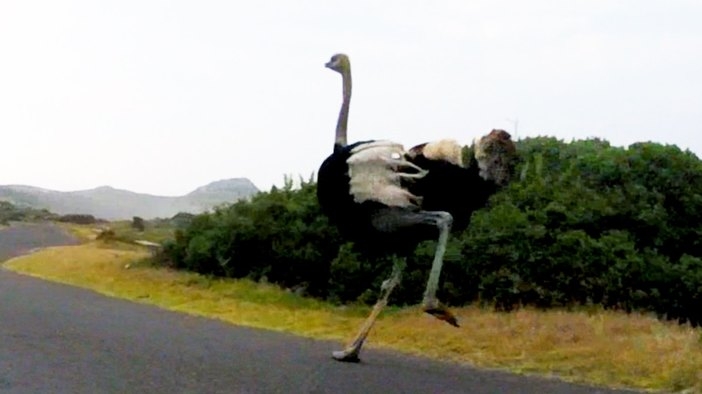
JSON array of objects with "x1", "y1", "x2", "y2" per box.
[
  {"x1": 0, "y1": 223, "x2": 640, "y2": 394},
  {"x1": 0, "y1": 222, "x2": 79, "y2": 262}
]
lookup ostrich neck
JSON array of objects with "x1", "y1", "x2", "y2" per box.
[{"x1": 334, "y1": 69, "x2": 351, "y2": 152}]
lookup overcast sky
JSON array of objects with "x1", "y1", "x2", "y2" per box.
[{"x1": 1, "y1": 1, "x2": 700, "y2": 195}]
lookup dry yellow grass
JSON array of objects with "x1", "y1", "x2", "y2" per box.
[
  {"x1": 5, "y1": 242, "x2": 702, "y2": 392},
  {"x1": 56, "y1": 223, "x2": 101, "y2": 241}
]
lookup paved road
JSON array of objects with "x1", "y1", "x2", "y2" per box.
[
  {"x1": 0, "y1": 223, "x2": 639, "y2": 393},
  {"x1": 0, "y1": 222, "x2": 79, "y2": 262}
]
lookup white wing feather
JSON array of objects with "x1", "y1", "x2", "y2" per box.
[{"x1": 347, "y1": 141, "x2": 424, "y2": 207}]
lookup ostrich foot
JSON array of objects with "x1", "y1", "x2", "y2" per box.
[
  {"x1": 423, "y1": 303, "x2": 460, "y2": 327},
  {"x1": 332, "y1": 349, "x2": 361, "y2": 363}
]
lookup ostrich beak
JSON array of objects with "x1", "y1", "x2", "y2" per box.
[{"x1": 325, "y1": 61, "x2": 333, "y2": 69}]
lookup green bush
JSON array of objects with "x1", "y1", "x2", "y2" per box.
[
  {"x1": 131, "y1": 216, "x2": 145, "y2": 232},
  {"x1": 156, "y1": 139, "x2": 702, "y2": 326},
  {"x1": 0, "y1": 201, "x2": 57, "y2": 223},
  {"x1": 57, "y1": 214, "x2": 98, "y2": 225},
  {"x1": 452, "y1": 138, "x2": 702, "y2": 324},
  {"x1": 162, "y1": 176, "x2": 344, "y2": 298}
]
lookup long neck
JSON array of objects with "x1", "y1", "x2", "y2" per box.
[{"x1": 333, "y1": 68, "x2": 351, "y2": 152}]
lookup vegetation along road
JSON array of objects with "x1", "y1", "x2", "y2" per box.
[{"x1": 0, "y1": 223, "x2": 639, "y2": 393}]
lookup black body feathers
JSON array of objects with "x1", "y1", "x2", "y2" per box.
[
  {"x1": 317, "y1": 141, "x2": 499, "y2": 256},
  {"x1": 404, "y1": 151, "x2": 498, "y2": 233},
  {"x1": 317, "y1": 140, "x2": 398, "y2": 247}
]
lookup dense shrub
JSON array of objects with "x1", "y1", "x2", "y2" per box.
[
  {"x1": 169, "y1": 212, "x2": 195, "y2": 228},
  {"x1": 96, "y1": 228, "x2": 117, "y2": 242},
  {"x1": 452, "y1": 138, "x2": 702, "y2": 324},
  {"x1": 157, "y1": 138, "x2": 702, "y2": 325},
  {"x1": 0, "y1": 201, "x2": 23, "y2": 224},
  {"x1": 131, "y1": 216, "x2": 145, "y2": 232},
  {"x1": 0, "y1": 201, "x2": 57, "y2": 224},
  {"x1": 162, "y1": 176, "x2": 344, "y2": 298},
  {"x1": 57, "y1": 214, "x2": 98, "y2": 225}
]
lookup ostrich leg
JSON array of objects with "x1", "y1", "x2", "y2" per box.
[
  {"x1": 332, "y1": 209, "x2": 457, "y2": 362},
  {"x1": 332, "y1": 259, "x2": 406, "y2": 362},
  {"x1": 420, "y1": 211, "x2": 459, "y2": 327}
]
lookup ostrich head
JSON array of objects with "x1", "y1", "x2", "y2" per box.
[
  {"x1": 473, "y1": 129, "x2": 517, "y2": 186},
  {"x1": 325, "y1": 53, "x2": 351, "y2": 74}
]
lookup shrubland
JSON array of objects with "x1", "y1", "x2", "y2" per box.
[
  {"x1": 0, "y1": 201, "x2": 57, "y2": 224},
  {"x1": 157, "y1": 137, "x2": 702, "y2": 326}
]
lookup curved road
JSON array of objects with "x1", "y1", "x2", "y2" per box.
[{"x1": 0, "y1": 223, "x2": 638, "y2": 393}]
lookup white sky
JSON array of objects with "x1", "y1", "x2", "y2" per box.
[{"x1": 1, "y1": 0, "x2": 701, "y2": 195}]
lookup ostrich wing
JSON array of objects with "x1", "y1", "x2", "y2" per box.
[{"x1": 347, "y1": 141, "x2": 426, "y2": 208}]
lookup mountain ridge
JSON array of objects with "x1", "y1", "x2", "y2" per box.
[{"x1": 0, "y1": 178, "x2": 259, "y2": 220}]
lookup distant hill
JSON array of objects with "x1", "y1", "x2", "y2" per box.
[{"x1": 0, "y1": 178, "x2": 259, "y2": 220}]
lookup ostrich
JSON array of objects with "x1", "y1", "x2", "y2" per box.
[{"x1": 317, "y1": 53, "x2": 517, "y2": 362}]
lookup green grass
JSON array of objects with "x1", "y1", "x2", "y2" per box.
[
  {"x1": 58, "y1": 220, "x2": 175, "y2": 244},
  {"x1": 4, "y1": 241, "x2": 702, "y2": 393},
  {"x1": 103, "y1": 220, "x2": 175, "y2": 243}
]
